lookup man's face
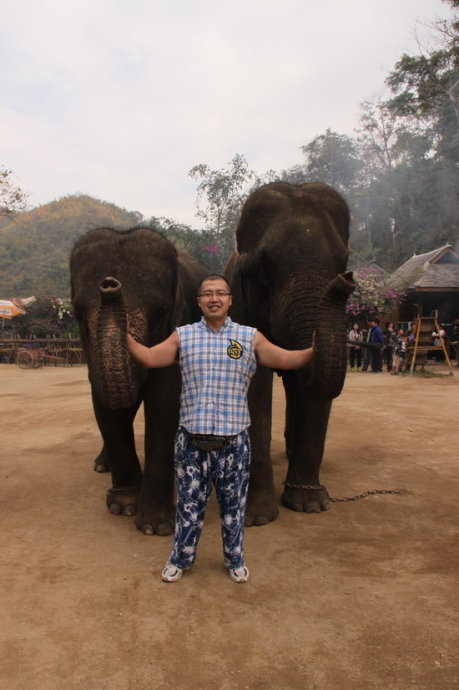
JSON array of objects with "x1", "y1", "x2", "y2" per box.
[{"x1": 197, "y1": 278, "x2": 232, "y2": 322}]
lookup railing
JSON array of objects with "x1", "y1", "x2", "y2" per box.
[{"x1": 0, "y1": 339, "x2": 85, "y2": 365}]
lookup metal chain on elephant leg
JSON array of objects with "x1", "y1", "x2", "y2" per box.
[{"x1": 283, "y1": 481, "x2": 406, "y2": 502}]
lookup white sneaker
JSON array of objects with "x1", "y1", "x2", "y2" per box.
[
  {"x1": 161, "y1": 563, "x2": 183, "y2": 582},
  {"x1": 228, "y1": 565, "x2": 249, "y2": 583}
]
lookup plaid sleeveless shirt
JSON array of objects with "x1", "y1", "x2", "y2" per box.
[{"x1": 177, "y1": 317, "x2": 257, "y2": 435}]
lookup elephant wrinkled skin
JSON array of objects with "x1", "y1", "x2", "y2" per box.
[
  {"x1": 225, "y1": 182, "x2": 355, "y2": 525},
  {"x1": 70, "y1": 227, "x2": 206, "y2": 535}
]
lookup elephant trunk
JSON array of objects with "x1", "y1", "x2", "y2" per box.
[
  {"x1": 314, "y1": 271, "x2": 355, "y2": 399},
  {"x1": 96, "y1": 277, "x2": 136, "y2": 409}
]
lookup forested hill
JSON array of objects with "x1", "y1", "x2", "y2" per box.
[{"x1": 0, "y1": 195, "x2": 142, "y2": 297}]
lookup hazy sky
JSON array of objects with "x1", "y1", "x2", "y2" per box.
[{"x1": 1, "y1": 0, "x2": 450, "y2": 226}]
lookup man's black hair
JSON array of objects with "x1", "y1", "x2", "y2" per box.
[{"x1": 198, "y1": 275, "x2": 231, "y2": 293}]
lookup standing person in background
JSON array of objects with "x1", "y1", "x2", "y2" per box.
[
  {"x1": 369, "y1": 318, "x2": 384, "y2": 372},
  {"x1": 361, "y1": 324, "x2": 372, "y2": 372},
  {"x1": 432, "y1": 325, "x2": 446, "y2": 362},
  {"x1": 392, "y1": 328, "x2": 407, "y2": 374},
  {"x1": 348, "y1": 322, "x2": 363, "y2": 371},
  {"x1": 384, "y1": 322, "x2": 397, "y2": 373},
  {"x1": 127, "y1": 275, "x2": 315, "y2": 584}
]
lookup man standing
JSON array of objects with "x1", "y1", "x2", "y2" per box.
[
  {"x1": 369, "y1": 317, "x2": 384, "y2": 372},
  {"x1": 361, "y1": 324, "x2": 373, "y2": 372},
  {"x1": 127, "y1": 275, "x2": 314, "y2": 584}
]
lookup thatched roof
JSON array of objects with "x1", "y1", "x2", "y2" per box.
[{"x1": 389, "y1": 245, "x2": 459, "y2": 291}]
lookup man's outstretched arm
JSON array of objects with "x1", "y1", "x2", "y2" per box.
[
  {"x1": 127, "y1": 332, "x2": 179, "y2": 368},
  {"x1": 254, "y1": 331, "x2": 314, "y2": 370}
]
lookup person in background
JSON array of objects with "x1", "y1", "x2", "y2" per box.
[
  {"x1": 432, "y1": 325, "x2": 446, "y2": 362},
  {"x1": 360, "y1": 325, "x2": 372, "y2": 372},
  {"x1": 369, "y1": 317, "x2": 384, "y2": 372},
  {"x1": 347, "y1": 322, "x2": 363, "y2": 371},
  {"x1": 392, "y1": 328, "x2": 407, "y2": 374},
  {"x1": 384, "y1": 322, "x2": 397, "y2": 373}
]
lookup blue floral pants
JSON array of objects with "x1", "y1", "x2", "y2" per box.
[{"x1": 168, "y1": 427, "x2": 251, "y2": 570}]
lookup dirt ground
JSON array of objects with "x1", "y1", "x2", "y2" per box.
[{"x1": 1, "y1": 362, "x2": 458, "y2": 690}]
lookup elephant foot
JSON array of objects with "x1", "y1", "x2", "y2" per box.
[
  {"x1": 245, "y1": 488, "x2": 279, "y2": 527},
  {"x1": 282, "y1": 484, "x2": 330, "y2": 513},
  {"x1": 106, "y1": 487, "x2": 139, "y2": 516},
  {"x1": 135, "y1": 502, "x2": 175, "y2": 537}
]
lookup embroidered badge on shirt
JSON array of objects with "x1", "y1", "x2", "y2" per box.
[{"x1": 227, "y1": 339, "x2": 243, "y2": 359}]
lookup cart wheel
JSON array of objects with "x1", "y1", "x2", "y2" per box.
[
  {"x1": 33, "y1": 354, "x2": 44, "y2": 368},
  {"x1": 17, "y1": 350, "x2": 34, "y2": 369}
]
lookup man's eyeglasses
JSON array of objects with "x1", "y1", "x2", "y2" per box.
[{"x1": 198, "y1": 290, "x2": 231, "y2": 298}]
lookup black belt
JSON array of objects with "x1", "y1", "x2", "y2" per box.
[{"x1": 188, "y1": 433, "x2": 232, "y2": 452}]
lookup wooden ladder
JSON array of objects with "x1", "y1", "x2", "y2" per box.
[{"x1": 409, "y1": 315, "x2": 453, "y2": 375}]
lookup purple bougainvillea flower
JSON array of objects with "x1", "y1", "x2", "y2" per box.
[{"x1": 203, "y1": 244, "x2": 220, "y2": 254}]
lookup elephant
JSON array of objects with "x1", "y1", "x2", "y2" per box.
[
  {"x1": 70, "y1": 226, "x2": 207, "y2": 535},
  {"x1": 225, "y1": 182, "x2": 355, "y2": 525}
]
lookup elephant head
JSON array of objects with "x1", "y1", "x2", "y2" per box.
[
  {"x1": 70, "y1": 227, "x2": 181, "y2": 410},
  {"x1": 231, "y1": 182, "x2": 355, "y2": 399}
]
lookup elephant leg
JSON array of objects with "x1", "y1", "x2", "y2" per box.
[
  {"x1": 92, "y1": 395, "x2": 142, "y2": 516},
  {"x1": 136, "y1": 367, "x2": 178, "y2": 536},
  {"x1": 281, "y1": 373, "x2": 332, "y2": 513},
  {"x1": 246, "y1": 365, "x2": 279, "y2": 526}
]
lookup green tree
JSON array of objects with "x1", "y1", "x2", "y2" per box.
[
  {"x1": 281, "y1": 129, "x2": 371, "y2": 260},
  {"x1": 354, "y1": 100, "x2": 437, "y2": 263},
  {"x1": 282, "y1": 3, "x2": 459, "y2": 269},
  {"x1": 0, "y1": 167, "x2": 28, "y2": 215},
  {"x1": 375, "y1": 0, "x2": 459, "y2": 259},
  {"x1": 188, "y1": 154, "x2": 258, "y2": 269},
  {"x1": 149, "y1": 216, "x2": 224, "y2": 273},
  {"x1": 189, "y1": 154, "x2": 255, "y2": 236},
  {"x1": 357, "y1": 99, "x2": 404, "y2": 174},
  {"x1": 385, "y1": 0, "x2": 459, "y2": 163},
  {"x1": 298, "y1": 129, "x2": 363, "y2": 195}
]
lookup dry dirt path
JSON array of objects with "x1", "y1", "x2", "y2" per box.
[{"x1": 1, "y1": 363, "x2": 458, "y2": 689}]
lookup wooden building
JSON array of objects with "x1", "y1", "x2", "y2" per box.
[{"x1": 388, "y1": 245, "x2": 459, "y2": 324}]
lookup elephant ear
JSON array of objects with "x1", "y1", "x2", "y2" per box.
[
  {"x1": 299, "y1": 182, "x2": 350, "y2": 246},
  {"x1": 168, "y1": 282, "x2": 183, "y2": 333},
  {"x1": 237, "y1": 250, "x2": 267, "y2": 283},
  {"x1": 232, "y1": 251, "x2": 271, "y2": 330},
  {"x1": 236, "y1": 184, "x2": 285, "y2": 254}
]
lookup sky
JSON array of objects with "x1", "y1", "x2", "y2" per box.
[{"x1": 1, "y1": 0, "x2": 451, "y2": 227}]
